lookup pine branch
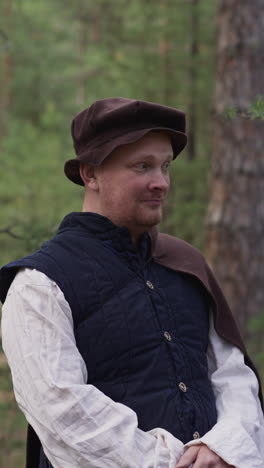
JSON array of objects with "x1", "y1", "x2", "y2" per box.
[
  {"x1": 220, "y1": 96, "x2": 264, "y2": 120},
  {"x1": 0, "y1": 225, "x2": 24, "y2": 240}
]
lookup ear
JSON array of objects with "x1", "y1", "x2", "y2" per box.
[{"x1": 79, "y1": 163, "x2": 99, "y2": 191}]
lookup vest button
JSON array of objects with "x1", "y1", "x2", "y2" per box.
[
  {"x1": 193, "y1": 431, "x2": 200, "y2": 439},
  {"x1": 178, "y1": 382, "x2": 187, "y2": 392},
  {"x1": 164, "y1": 331, "x2": 172, "y2": 341},
  {"x1": 146, "y1": 280, "x2": 154, "y2": 289}
]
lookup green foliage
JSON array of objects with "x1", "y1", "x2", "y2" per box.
[
  {"x1": 0, "y1": 1, "x2": 217, "y2": 465},
  {"x1": 0, "y1": 0, "x2": 217, "y2": 267},
  {"x1": 247, "y1": 310, "x2": 264, "y2": 382},
  {"x1": 0, "y1": 117, "x2": 81, "y2": 264},
  {"x1": 248, "y1": 95, "x2": 264, "y2": 120},
  {"x1": 0, "y1": 344, "x2": 27, "y2": 466},
  {"x1": 222, "y1": 107, "x2": 238, "y2": 119},
  {"x1": 1, "y1": 2, "x2": 263, "y2": 465},
  {"x1": 221, "y1": 96, "x2": 264, "y2": 121},
  {"x1": 161, "y1": 153, "x2": 209, "y2": 250},
  {"x1": 248, "y1": 312, "x2": 264, "y2": 334}
]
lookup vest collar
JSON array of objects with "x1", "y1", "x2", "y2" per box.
[{"x1": 58, "y1": 211, "x2": 153, "y2": 261}]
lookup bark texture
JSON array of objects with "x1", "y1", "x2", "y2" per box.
[{"x1": 205, "y1": 0, "x2": 264, "y2": 338}]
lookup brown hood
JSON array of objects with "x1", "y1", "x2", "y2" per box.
[{"x1": 152, "y1": 230, "x2": 263, "y2": 410}]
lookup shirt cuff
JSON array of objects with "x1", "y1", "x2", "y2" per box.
[
  {"x1": 185, "y1": 418, "x2": 264, "y2": 468},
  {"x1": 149, "y1": 428, "x2": 184, "y2": 467}
]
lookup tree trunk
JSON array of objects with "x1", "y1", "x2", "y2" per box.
[
  {"x1": 76, "y1": 9, "x2": 87, "y2": 108},
  {"x1": 205, "y1": 0, "x2": 264, "y2": 338},
  {"x1": 187, "y1": 0, "x2": 199, "y2": 160},
  {"x1": 159, "y1": 0, "x2": 171, "y2": 104}
]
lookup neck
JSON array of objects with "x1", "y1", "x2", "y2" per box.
[{"x1": 82, "y1": 192, "x2": 156, "y2": 246}]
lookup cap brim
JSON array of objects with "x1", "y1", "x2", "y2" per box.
[{"x1": 64, "y1": 127, "x2": 187, "y2": 186}]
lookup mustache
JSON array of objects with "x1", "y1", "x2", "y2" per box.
[{"x1": 141, "y1": 193, "x2": 166, "y2": 201}]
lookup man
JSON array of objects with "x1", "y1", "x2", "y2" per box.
[{"x1": 1, "y1": 98, "x2": 263, "y2": 468}]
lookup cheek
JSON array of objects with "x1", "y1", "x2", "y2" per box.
[
  {"x1": 161, "y1": 173, "x2": 170, "y2": 193},
  {"x1": 119, "y1": 177, "x2": 143, "y2": 196}
]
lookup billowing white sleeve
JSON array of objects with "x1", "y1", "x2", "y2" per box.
[
  {"x1": 1, "y1": 268, "x2": 184, "y2": 468},
  {"x1": 185, "y1": 313, "x2": 264, "y2": 468}
]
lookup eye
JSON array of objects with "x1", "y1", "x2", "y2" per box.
[
  {"x1": 162, "y1": 162, "x2": 171, "y2": 170},
  {"x1": 135, "y1": 162, "x2": 148, "y2": 170}
]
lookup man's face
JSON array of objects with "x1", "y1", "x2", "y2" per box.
[{"x1": 92, "y1": 131, "x2": 173, "y2": 240}]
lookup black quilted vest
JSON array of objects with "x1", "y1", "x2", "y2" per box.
[{"x1": 0, "y1": 212, "x2": 217, "y2": 467}]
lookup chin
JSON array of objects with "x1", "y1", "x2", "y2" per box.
[{"x1": 138, "y1": 213, "x2": 162, "y2": 228}]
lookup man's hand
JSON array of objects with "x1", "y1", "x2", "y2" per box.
[{"x1": 175, "y1": 445, "x2": 235, "y2": 468}]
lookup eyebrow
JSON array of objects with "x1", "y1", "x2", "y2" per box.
[{"x1": 135, "y1": 154, "x2": 173, "y2": 160}]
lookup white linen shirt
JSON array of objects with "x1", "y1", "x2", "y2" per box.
[{"x1": 1, "y1": 268, "x2": 264, "y2": 468}]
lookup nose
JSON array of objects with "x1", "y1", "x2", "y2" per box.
[{"x1": 148, "y1": 169, "x2": 170, "y2": 193}]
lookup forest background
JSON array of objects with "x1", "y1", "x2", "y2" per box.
[{"x1": 0, "y1": 0, "x2": 263, "y2": 466}]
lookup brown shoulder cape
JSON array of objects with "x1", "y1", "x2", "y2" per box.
[{"x1": 153, "y1": 231, "x2": 263, "y2": 410}]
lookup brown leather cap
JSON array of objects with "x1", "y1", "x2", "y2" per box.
[{"x1": 64, "y1": 97, "x2": 187, "y2": 185}]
